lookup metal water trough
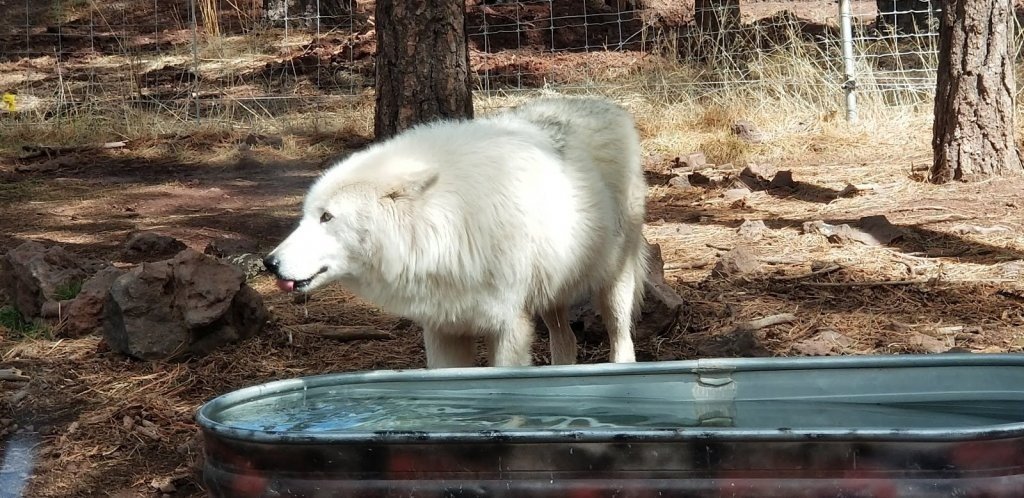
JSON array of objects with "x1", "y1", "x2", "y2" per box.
[{"x1": 197, "y1": 354, "x2": 1024, "y2": 497}]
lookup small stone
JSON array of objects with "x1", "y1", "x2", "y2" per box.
[
  {"x1": 731, "y1": 120, "x2": 766, "y2": 143},
  {"x1": 222, "y1": 253, "x2": 266, "y2": 280},
  {"x1": 150, "y1": 477, "x2": 177, "y2": 494},
  {"x1": 242, "y1": 133, "x2": 284, "y2": 149},
  {"x1": 712, "y1": 245, "x2": 760, "y2": 278},
  {"x1": 803, "y1": 216, "x2": 903, "y2": 247},
  {"x1": 203, "y1": 237, "x2": 259, "y2": 258},
  {"x1": 739, "y1": 163, "x2": 774, "y2": 190},
  {"x1": 122, "y1": 231, "x2": 187, "y2": 262},
  {"x1": 723, "y1": 187, "x2": 751, "y2": 203},
  {"x1": 838, "y1": 183, "x2": 861, "y2": 197},
  {"x1": 667, "y1": 175, "x2": 691, "y2": 189},
  {"x1": 855, "y1": 215, "x2": 904, "y2": 246},
  {"x1": 793, "y1": 329, "x2": 856, "y2": 356},
  {"x1": 737, "y1": 219, "x2": 768, "y2": 241},
  {"x1": 677, "y1": 152, "x2": 707, "y2": 170},
  {"x1": 908, "y1": 332, "x2": 948, "y2": 353},
  {"x1": 768, "y1": 170, "x2": 796, "y2": 190},
  {"x1": 688, "y1": 171, "x2": 711, "y2": 185}
]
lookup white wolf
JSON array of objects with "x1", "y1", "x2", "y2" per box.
[{"x1": 264, "y1": 96, "x2": 649, "y2": 369}]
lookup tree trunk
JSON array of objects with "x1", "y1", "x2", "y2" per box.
[
  {"x1": 876, "y1": 0, "x2": 939, "y2": 33},
  {"x1": 373, "y1": 0, "x2": 474, "y2": 141},
  {"x1": 695, "y1": 0, "x2": 741, "y2": 56},
  {"x1": 264, "y1": 0, "x2": 350, "y2": 25},
  {"x1": 931, "y1": 0, "x2": 1022, "y2": 183}
]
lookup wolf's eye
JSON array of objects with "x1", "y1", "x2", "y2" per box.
[{"x1": 320, "y1": 211, "x2": 334, "y2": 223}]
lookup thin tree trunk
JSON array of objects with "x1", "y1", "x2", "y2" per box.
[
  {"x1": 695, "y1": 0, "x2": 741, "y2": 57},
  {"x1": 374, "y1": 0, "x2": 473, "y2": 141},
  {"x1": 264, "y1": 0, "x2": 349, "y2": 24},
  {"x1": 931, "y1": 0, "x2": 1022, "y2": 182}
]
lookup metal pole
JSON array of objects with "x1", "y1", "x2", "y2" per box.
[
  {"x1": 839, "y1": 0, "x2": 858, "y2": 123},
  {"x1": 190, "y1": 0, "x2": 200, "y2": 124}
]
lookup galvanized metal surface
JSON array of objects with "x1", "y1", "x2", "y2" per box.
[{"x1": 198, "y1": 353, "x2": 1024, "y2": 444}]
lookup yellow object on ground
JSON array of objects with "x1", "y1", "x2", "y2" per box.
[{"x1": 1, "y1": 92, "x2": 15, "y2": 112}]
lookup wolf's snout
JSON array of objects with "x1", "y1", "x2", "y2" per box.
[{"x1": 262, "y1": 255, "x2": 280, "y2": 275}]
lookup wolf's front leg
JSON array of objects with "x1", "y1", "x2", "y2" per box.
[
  {"x1": 486, "y1": 312, "x2": 536, "y2": 367},
  {"x1": 422, "y1": 328, "x2": 476, "y2": 369}
]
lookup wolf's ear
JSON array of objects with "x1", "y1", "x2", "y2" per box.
[{"x1": 383, "y1": 170, "x2": 439, "y2": 201}]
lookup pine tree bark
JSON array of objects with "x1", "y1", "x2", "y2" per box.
[
  {"x1": 373, "y1": 0, "x2": 473, "y2": 141},
  {"x1": 931, "y1": 0, "x2": 1022, "y2": 183}
]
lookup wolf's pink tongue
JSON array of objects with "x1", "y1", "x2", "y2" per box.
[{"x1": 276, "y1": 279, "x2": 296, "y2": 292}]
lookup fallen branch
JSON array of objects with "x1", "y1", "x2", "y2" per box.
[
  {"x1": 950, "y1": 224, "x2": 1011, "y2": 235},
  {"x1": 772, "y1": 264, "x2": 843, "y2": 281},
  {"x1": 0, "y1": 368, "x2": 30, "y2": 382},
  {"x1": 9, "y1": 387, "x2": 29, "y2": 405},
  {"x1": 759, "y1": 256, "x2": 808, "y2": 265},
  {"x1": 665, "y1": 259, "x2": 711, "y2": 271},
  {"x1": 909, "y1": 213, "x2": 973, "y2": 224},
  {"x1": 19, "y1": 141, "x2": 127, "y2": 160},
  {"x1": 892, "y1": 252, "x2": 943, "y2": 262},
  {"x1": 802, "y1": 278, "x2": 930, "y2": 287},
  {"x1": 732, "y1": 313, "x2": 798, "y2": 333},
  {"x1": 890, "y1": 205, "x2": 949, "y2": 213},
  {"x1": 288, "y1": 324, "x2": 394, "y2": 342}
]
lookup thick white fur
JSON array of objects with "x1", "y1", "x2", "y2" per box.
[{"x1": 265, "y1": 96, "x2": 650, "y2": 368}]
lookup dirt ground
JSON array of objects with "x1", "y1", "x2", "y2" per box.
[
  {"x1": 3, "y1": 107, "x2": 1024, "y2": 497},
  {"x1": 2, "y1": 1, "x2": 1024, "y2": 497}
]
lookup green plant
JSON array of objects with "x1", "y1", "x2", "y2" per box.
[
  {"x1": 0, "y1": 306, "x2": 50, "y2": 339},
  {"x1": 55, "y1": 280, "x2": 83, "y2": 301}
]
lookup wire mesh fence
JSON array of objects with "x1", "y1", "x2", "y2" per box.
[{"x1": 0, "y1": 0, "x2": 974, "y2": 134}]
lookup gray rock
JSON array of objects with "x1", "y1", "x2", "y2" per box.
[
  {"x1": 723, "y1": 187, "x2": 751, "y2": 203},
  {"x1": 203, "y1": 238, "x2": 265, "y2": 280},
  {"x1": 123, "y1": 232, "x2": 187, "y2": 262},
  {"x1": 103, "y1": 249, "x2": 267, "y2": 360},
  {"x1": 803, "y1": 216, "x2": 903, "y2": 247},
  {"x1": 674, "y1": 152, "x2": 707, "y2": 171},
  {"x1": 0, "y1": 241, "x2": 88, "y2": 319},
  {"x1": 203, "y1": 237, "x2": 259, "y2": 258},
  {"x1": 737, "y1": 219, "x2": 768, "y2": 241},
  {"x1": 739, "y1": 163, "x2": 775, "y2": 190},
  {"x1": 731, "y1": 120, "x2": 766, "y2": 144},
  {"x1": 667, "y1": 175, "x2": 692, "y2": 189},
  {"x1": 222, "y1": 254, "x2": 266, "y2": 281},
  {"x1": 768, "y1": 170, "x2": 796, "y2": 190}
]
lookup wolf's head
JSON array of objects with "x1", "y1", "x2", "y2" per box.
[{"x1": 263, "y1": 156, "x2": 439, "y2": 293}]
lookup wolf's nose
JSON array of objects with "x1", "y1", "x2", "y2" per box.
[{"x1": 262, "y1": 255, "x2": 280, "y2": 275}]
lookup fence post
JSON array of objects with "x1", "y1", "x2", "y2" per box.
[
  {"x1": 839, "y1": 0, "x2": 858, "y2": 122},
  {"x1": 189, "y1": 0, "x2": 200, "y2": 124}
]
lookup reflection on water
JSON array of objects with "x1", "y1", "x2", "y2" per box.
[
  {"x1": 0, "y1": 433, "x2": 37, "y2": 497},
  {"x1": 214, "y1": 386, "x2": 1024, "y2": 434}
]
